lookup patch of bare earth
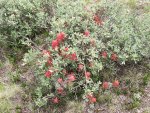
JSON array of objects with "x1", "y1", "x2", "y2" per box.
[
  {"x1": 0, "y1": 50, "x2": 26, "y2": 113},
  {"x1": 137, "y1": 83, "x2": 150, "y2": 113}
]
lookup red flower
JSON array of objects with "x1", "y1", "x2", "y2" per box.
[
  {"x1": 57, "y1": 87, "x2": 64, "y2": 94},
  {"x1": 64, "y1": 47, "x2": 69, "y2": 52},
  {"x1": 87, "y1": 94, "x2": 96, "y2": 103},
  {"x1": 84, "y1": 30, "x2": 90, "y2": 37},
  {"x1": 111, "y1": 53, "x2": 117, "y2": 61},
  {"x1": 42, "y1": 50, "x2": 50, "y2": 56},
  {"x1": 69, "y1": 53, "x2": 77, "y2": 61},
  {"x1": 102, "y1": 51, "x2": 107, "y2": 58},
  {"x1": 47, "y1": 60, "x2": 53, "y2": 66},
  {"x1": 51, "y1": 40, "x2": 59, "y2": 49},
  {"x1": 93, "y1": 15, "x2": 103, "y2": 26},
  {"x1": 45, "y1": 70, "x2": 52, "y2": 78},
  {"x1": 57, "y1": 78, "x2": 63, "y2": 83},
  {"x1": 52, "y1": 97, "x2": 59, "y2": 104},
  {"x1": 68, "y1": 73, "x2": 76, "y2": 82},
  {"x1": 113, "y1": 80, "x2": 119, "y2": 88},
  {"x1": 102, "y1": 82, "x2": 109, "y2": 89},
  {"x1": 85, "y1": 72, "x2": 91, "y2": 79},
  {"x1": 56, "y1": 32, "x2": 65, "y2": 43},
  {"x1": 78, "y1": 64, "x2": 84, "y2": 71},
  {"x1": 91, "y1": 97, "x2": 96, "y2": 103}
]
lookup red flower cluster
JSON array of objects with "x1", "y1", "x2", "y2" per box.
[
  {"x1": 111, "y1": 53, "x2": 117, "y2": 61},
  {"x1": 47, "y1": 59, "x2": 53, "y2": 66},
  {"x1": 102, "y1": 51, "x2": 107, "y2": 58},
  {"x1": 67, "y1": 53, "x2": 77, "y2": 61},
  {"x1": 45, "y1": 70, "x2": 52, "y2": 78},
  {"x1": 71, "y1": 53, "x2": 77, "y2": 61},
  {"x1": 57, "y1": 78, "x2": 63, "y2": 84},
  {"x1": 94, "y1": 15, "x2": 103, "y2": 26},
  {"x1": 102, "y1": 80, "x2": 119, "y2": 89},
  {"x1": 102, "y1": 82, "x2": 109, "y2": 89},
  {"x1": 64, "y1": 47, "x2": 69, "y2": 52},
  {"x1": 84, "y1": 30, "x2": 90, "y2": 37},
  {"x1": 101, "y1": 51, "x2": 118, "y2": 61},
  {"x1": 67, "y1": 73, "x2": 76, "y2": 82},
  {"x1": 78, "y1": 64, "x2": 84, "y2": 71},
  {"x1": 57, "y1": 87, "x2": 64, "y2": 94},
  {"x1": 56, "y1": 32, "x2": 65, "y2": 43},
  {"x1": 42, "y1": 50, "x2": 51, "y2": 56},
  {"x1": 51, "y1": 40, "x2": 59, "y2": 49},
  {"x1": 85, "y1": 72, "x2": 91, "y2": 79},
  {"x1": 51, "y1": 32, "x2": 65, "y2": 49},
  {"x1": 113, "y1": 80, "x2": 119, "y2": 88},
  {"x1": 52, "y1": 97, "x2": 59, "y2": 104},
  {"x1": 87, "y1": 94, "x2": 96, "y2": 103}
]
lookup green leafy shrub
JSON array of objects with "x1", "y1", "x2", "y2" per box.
[
  {"x1": 0, "y1": 0, "x2": 56, "y2": 62},
  {"x1": 23, "y1": 0, "x2": 150, "y2": 111}
]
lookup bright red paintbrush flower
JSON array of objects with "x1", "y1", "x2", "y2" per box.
[
  {"x1": 90, "y1": 97, "x2": 96, "y2": 103},
  {"x1": 56, "y1": 32, "x2": 65, "y2": 43},
  {"x1": 102, "y1": 51, "x2": 107, "y2": 58},
  {"x1": 87, "y1": 94, "x2": 96, "y2": 103},
  {"x1": 64, "y1": 47, "x2": 69, "y2": 52},
  {"x1": 57, "y1": 78, "x2": 63, "y2": 84},
  {"x1": 102, "y1": 82, "x2": 109, "y2": 89},
  {"x1": 51, "y1": 40, "x2": 59, "y2": 49},
  {"x1": 111, "y1": 53, "x2": 118, "y2": 61},
  {"x1": 85, "y1": 72, "x2": 91, "y2": 79},
  {"x1": 52, "y1": 97, "x2": 59, "y2": 104},
  {"x1": 68, "y1": 73, "x2": 76, "y2": 82},
  {"x1": 45, "y1": 70, "x2": 52, "y2": 78},
  {"x1": 84, "y1": 30, "x2": 90, "y2": 37},
  {"x1": 47, "y1": 59, "x2": 53, "y2": 66},
  {"x1": 42, "y1": 50, "x2": 51, "y2": 56},
  {"x1": 113, "y1": 80, "x2": 119, "y2": 88},
  {"x1": 78, "y1": 64, "x2": 84, "y2": 71},
  {"x1": 69, "y1": 53, "x2": 77, "y2": 61},
  {"x1": 94, "y1": 15, "x2": 103, "y2": 26},
  {"x1": 57, "y1": 87, "x2": 64, "y2": 94}
]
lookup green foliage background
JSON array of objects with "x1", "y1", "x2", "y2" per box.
[{"x1": 0, "y1": 0, "x2": 56, "y2": 62}]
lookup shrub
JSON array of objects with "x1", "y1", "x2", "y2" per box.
[
  {"x1": 0, "y1": 0, "x2": 56, "y2": 62},
  {"x1": 23, "y1": 0, "x2": 150, "y2": 111}
]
